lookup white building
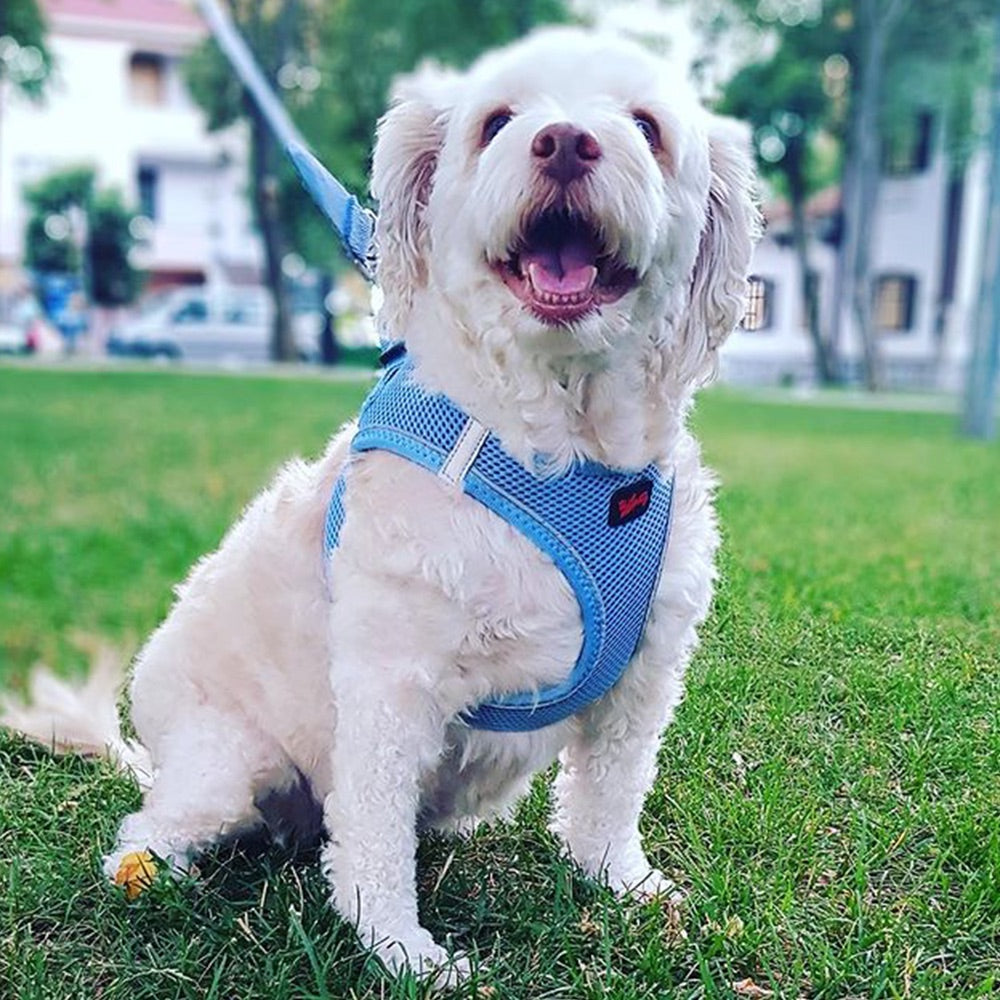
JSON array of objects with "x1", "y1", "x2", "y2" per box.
[
  {"x1": 2, "y1": 0, "x2": 989, "y2": 383},
  {"x1": 722, "y1": 111, "x2": 990, "y2": 391},
  {"x1": 0, "y1": 0, "x2": 261, "y2": 295}
]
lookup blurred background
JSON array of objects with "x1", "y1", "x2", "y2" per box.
[{"x1": 0, "y1": 0, "x2": 997, "y2": 425}]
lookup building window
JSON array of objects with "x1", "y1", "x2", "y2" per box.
[
  {"x1": 129, "y1": 52, "x2": 166, "y2": 105},
  {"x1": 882, "y1": 111, "x2": 933, "y2": 176},
  {"x1": 137, "y1": 165, "x2": 159, "y2": 220},
  {"x1": 874, "y1": 275, "x2": 917, "y2": 332},
  {"x1": 742, "y1": 276, "x2": 774, "y2": 331}
]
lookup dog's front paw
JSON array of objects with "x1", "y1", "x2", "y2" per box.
[
  {"x1": 609, "y1": 866, "x2": 686, "y2": 907},
  {"x1": 110, "y1": 850, "x2": 160, "y2": 899},
  {"x1": 103, "y1": 843, "x2": 194, "y2": 899},
  {"x1": 375, "y1": 933, "x2": 471, "y2": 989}
]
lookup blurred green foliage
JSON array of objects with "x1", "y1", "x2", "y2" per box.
[
  {"x1": 717, "y1": 0, "x2": 995, "y2": 197},
  {"x1": 0, "y1": 0, "x2": 53, "y2": 99},
  {"x1": 183, "y1": 0, "x2": 574, "y2": 272},
  {"x1": 23, "y1": 167, "x2": 143, "y2": 308}
]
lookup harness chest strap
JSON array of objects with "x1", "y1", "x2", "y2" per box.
[{"x1": 324, "y1": 355, "x2": 675, "y2": 732}]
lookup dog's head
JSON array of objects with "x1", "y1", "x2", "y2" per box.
[{"x1": 372, "y1": 28, "x2": 759, "y2": 385}]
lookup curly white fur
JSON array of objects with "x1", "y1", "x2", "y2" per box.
[{"x1": 2, "y1": 28, "x2": 758, "y2": 985}]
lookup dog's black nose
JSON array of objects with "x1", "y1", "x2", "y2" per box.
[{"x1": 531, "y1": 123, "x2": 602, "y2": 185}]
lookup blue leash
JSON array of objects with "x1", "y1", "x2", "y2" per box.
[{"x1": 195, "y1": 0, "x2": 377, "y2": 283}]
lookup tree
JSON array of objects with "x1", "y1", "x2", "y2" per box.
[
  {"x1": 721, "y1": 39, "x2": 840, "y2": 383},
  {"x1": 0, "y1": 0, "x2": 53, "y2": 99},
  {"x1": 1, "y1": 0, "x2": 54, "y2": 258},
  {"x1": 23, "y1": 167, "x2": 95, "y2": 276},
  {"x1": 89, "y1": 190, "x2": 144, "y2": 307},
  {"x1": 837, "y1": 0, "x2": 995, "y2": 388},
  {"x1": 962, "y1": 8, "x2": 1000, "y2": 440},
  {"x1": 705, "y1": 0, "x2": 996, "y2": 389},
  {"x1": 23, "y1": 166, "x2": 143, "y2": 308},
  {"x1": 186, "y1": 1, "x2": 301, "y2": 362},
  {"x1": 184, "y1": 0, "x2": 573, "y2": 362},
  {"x1": 837, "y1": 0, "x2": 909, "y2": 391}
]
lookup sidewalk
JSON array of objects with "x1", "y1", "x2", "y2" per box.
[
  {"x1": 0, "y1": 354, "x2": 378, "y2": 382},
  {"x1": 727, "y1": 384, "x2": 962, "y2": 414}
]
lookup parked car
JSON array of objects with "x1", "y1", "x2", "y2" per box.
[
  {"x1": 107, "y1": 286, "x2": 322, "y2": 363},
  {"x1": 0, "y1": 320, "x2": 25, "y2": 353}
]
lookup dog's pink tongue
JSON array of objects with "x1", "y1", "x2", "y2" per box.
[{"x1": 523, "y1": 238, "x2": 598, "y2": 295}]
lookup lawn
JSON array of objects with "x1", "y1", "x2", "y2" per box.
[{"x1": 1, "y1": 364, "x2": 998, "y2": 999}]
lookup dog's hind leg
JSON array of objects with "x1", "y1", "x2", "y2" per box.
[{"x1": 103, "y1": 707, "x2": 288, "y2": 886}]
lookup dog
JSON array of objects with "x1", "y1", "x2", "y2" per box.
[{"x1": 2, "y1": 27, "x2": 758, "y2": 984}]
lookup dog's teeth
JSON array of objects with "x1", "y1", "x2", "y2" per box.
[{"x1": 535, "y1": 289, "x2": 592, "y2": 307}]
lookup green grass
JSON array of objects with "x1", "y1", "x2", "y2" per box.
[{"x1": 1, "y1": 365, "x2": 998, "y2": 999}]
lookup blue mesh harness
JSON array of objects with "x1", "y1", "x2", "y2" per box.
[{"x1": 324, "y1": 349, "x2": 674, "y2": 732}]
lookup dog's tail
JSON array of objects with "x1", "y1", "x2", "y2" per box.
[{"x1": 1, "y1": 645, "x2": 153, "y2": 791}]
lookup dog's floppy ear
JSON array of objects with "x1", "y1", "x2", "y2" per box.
[
  {"x1": 371, "y1": 68, "x2": 455, "y2": 328},
  {"x1": 676, "y1": 116, "x2": 761, "y2": 385}
]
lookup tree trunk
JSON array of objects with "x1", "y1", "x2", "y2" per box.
[
  {"x1": 240, "y1": 0, "x2": 296, "y2": 362},
  {"x1": 788, "y1": 156, "x2": 836, "y2": 383},
  {"x1": 248, "y1": 105, "x2": 296, "y2": 361},
  {"x1": 962, "y1": 7, "x2": 1000, "y2": 439},
  {"x1": 840, "y1": 0, "x2": 909, "y2": 391},
  {"x1": 318, "y1": 271, "x2": 340, "y2": 365},
  {"x1": 828, "y1": 163, "x2": 854, "y2": 374}
]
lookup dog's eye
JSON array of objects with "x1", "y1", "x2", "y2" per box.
[
  {"x1": 632, "y1": 112, "x2": 662, "y2": 151},
  {"x1": 481, "y1": 110, "x2": 513, "y2": 147}
]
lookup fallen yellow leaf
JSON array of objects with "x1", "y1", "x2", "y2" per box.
[{"x1": 114, "y1": 850, "x2": 158, "y2": 900}]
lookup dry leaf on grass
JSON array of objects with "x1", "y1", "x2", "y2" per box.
[{"x1": 731, "y1": 978, "x2": 774, "y2": 998}]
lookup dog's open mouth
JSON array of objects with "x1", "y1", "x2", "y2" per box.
[{"x1": 491, "y1": 211, "x2": 639, "y2": 325}]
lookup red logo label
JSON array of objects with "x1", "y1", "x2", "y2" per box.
[{"x1": 608, "y1": 479, "x2": 653, "y2": 527}]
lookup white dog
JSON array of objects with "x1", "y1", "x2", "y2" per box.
[{"x1": 3, "y1": 27, "x2": 757, "y2": 984}]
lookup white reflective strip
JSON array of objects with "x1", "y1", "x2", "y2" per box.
[{"x1": 439, "y1": 417, "x2": 488, "y2": 487}]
